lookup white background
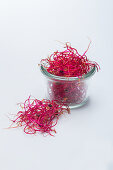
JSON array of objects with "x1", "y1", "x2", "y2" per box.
[{"x1": 0, "y1": 0, "x2": 113, "y2": 170}]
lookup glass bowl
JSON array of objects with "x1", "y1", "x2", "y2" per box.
[{"x1": 40, "y1": 65, "x2": 96, "y2": 109}]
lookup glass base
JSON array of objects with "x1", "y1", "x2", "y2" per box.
[
  {"x1": 46, "y1": 94, "x2": 89, "y2": 109},
  {"x1": 67, "y1": 97, "x2": 89, "y2": 109}
]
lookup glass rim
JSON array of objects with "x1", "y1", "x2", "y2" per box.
[{"x1": 40, "y1": 65, "x2": 96, "y2": 81}]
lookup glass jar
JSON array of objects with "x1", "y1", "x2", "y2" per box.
[{"x1": 40, "y1": 65, "x2": 96, "y2": 109}]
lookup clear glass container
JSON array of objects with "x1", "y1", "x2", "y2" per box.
[{"x1": 40, "y1": 65, "x2": 96, "y2": 109}]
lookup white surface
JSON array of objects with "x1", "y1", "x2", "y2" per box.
[{"x1": 0, "y1": 0, "x2": 113, "y2": 170}]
